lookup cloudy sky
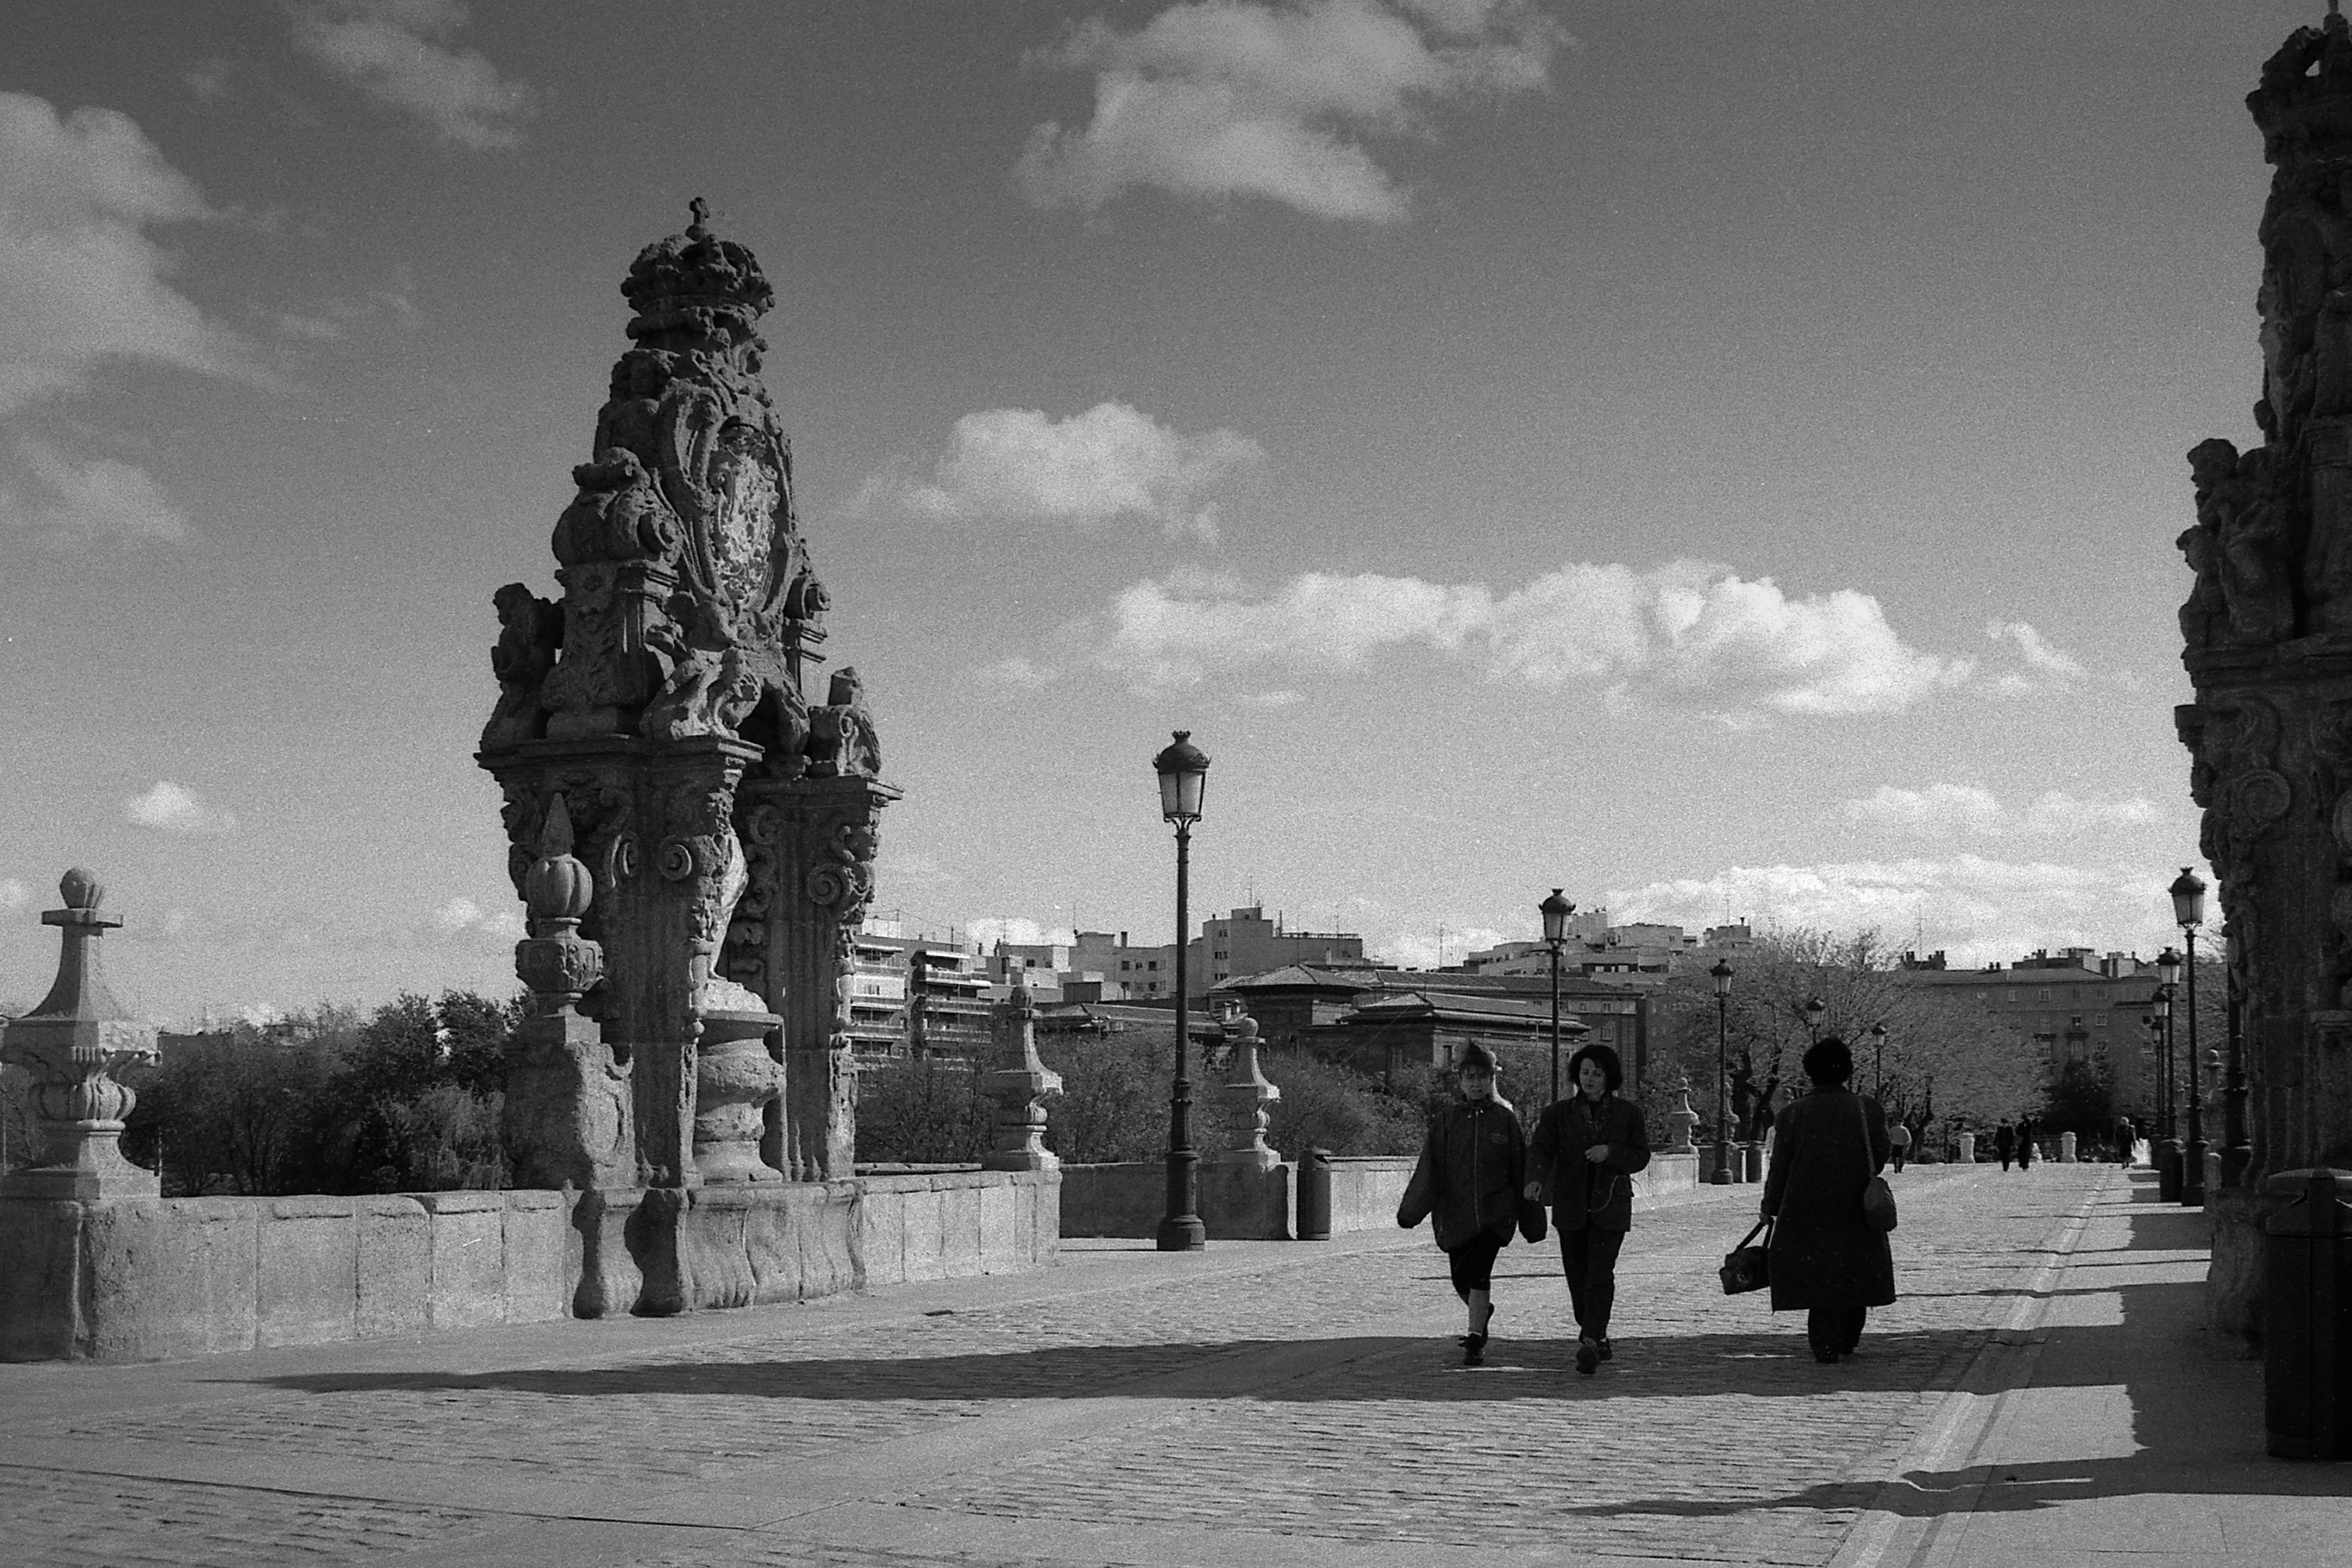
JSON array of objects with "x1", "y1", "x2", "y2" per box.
[{"x1": 0, "y1": 0, "x2": 2302, "y2": 1020}]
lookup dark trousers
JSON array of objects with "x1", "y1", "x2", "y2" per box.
[
  {"x1": 1558, "y1": 1226, "x2": 1626, "y2": 1340},
  {"x1": 1447, "y1": 1233, "x2": 1504, "y2": 1301},
  {"x1": 1891, "y1": 1147, "x2": 1907, "y2": 1172},
  {"x1": 1808, "y1": 1303, "x2": 1867, "y2": 1356}
]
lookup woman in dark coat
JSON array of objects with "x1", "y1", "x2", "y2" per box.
[
  {"x1": 1397, "y1": 1042, "x2": 1527, "y2": 1366},
  {"x1": 1761, "y1": 1036, "x2": 1895, "y2": 1364},
  {"x1": 1526, "y1": 1042, "x2": 1652, "y2": 1374},
  {"x1": 1994, "y1": 1119, "x2": 2017, "y2": 1171}
]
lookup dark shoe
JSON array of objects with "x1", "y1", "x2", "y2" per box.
[
  {"x1": 1596, "y1": 1338, "x2": 1614, "y2": 1362},
  {"x1": 1575, "y1": 1338, "x2": 1599, "y2": 1375},
  {"x1": 1460, "y1": 1332, "x2": 1486, "y2": 1367},
  {"x1": 1812, "y1": 1346, "x2": 1842, "y2": 1364}
]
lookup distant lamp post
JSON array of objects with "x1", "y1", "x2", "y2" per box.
[
  {"x1": 2156, "y1": 949, "x2": 2182, "y2": 1202},
  {"x1": 1152, "y1": 730, "x2": 1211, "y2": 1253},
  {"x1": 1868, "y1": 1022, "x2": 1889, "y2": 1101},
  {"x1": 1802, "y1": 995, "x2": 1827, "y2": 1041},
  {"x1": 1540, "y1": 888, "x2": 1574, "y2": 1102},
  {"x1": 1710, "y1": 959, "x2": 1734, "y2": 1185},
  {"x1": 2171, "y1": 867, "x2": 2208, "y2": 1206}
]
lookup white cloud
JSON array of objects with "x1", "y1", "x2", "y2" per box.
[
  {"x1": 123, "y1": 781, "x2": 238, "y2": 836},
  {"x1": 860, "y1": 402, "x2": 1262, "y2": 543},
  {"x1": 1098, "y1": 559, "x2": 1971, "y2": 720},
  {"x1": 1608, "y1": 854, "x2": 2179, "y2": 968},
  {"x1": 978, "y1": 655, "x2": 1058, "y2": 690},
  {"x1": 290, "y1": 0, "x2": 533, "y2": 151},
  {"x1": 0, "y1": 93, "x2": 261, "y2": 417},
  {"x1": 0, "y1": 439, "x2": 191, "y2": 546},
  {"x1": 1984, "y1": 619, "x2": 2090, "y2": 694},
  {"x1": 427, "y1": 895, "x2": 524, "y2": 941},
  {"x1": 1844, "y1": 785, "x2": 2159, "y2": 838},
  {"x1": 1018, "y1": 0, "x2": 1564, "y2": 222},
  {"x1": 1380, "y1": 923, "x2": 1509, "y2": 969},
  {"x1": 968, "y1": 917, "x2": 1079, "y2": 948}
]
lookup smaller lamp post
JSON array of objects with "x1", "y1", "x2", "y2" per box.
[
  {"x1": 1868, "y1": 1021, "x2": 1889, "y2": 1101},
  {"x1": 2154, "y1": 951, "x2": 2181, "y2": 1202},
  {"x1": 1153, "y1": 730, "x2": 1210, "y2": 1253},
  {"x1": 1540, "y1": 888, "x2": 1573, "y2": 1103},
  {"x1": 2171, "y1": 867, "x2": 2208, "y2": 1206},
  {"x1": 1801, "y1": 995, "x2": 1827, "y2": 1042},
  {"x1": 1710, "y1": 958, "x2": 1733, "y2": 1185}
]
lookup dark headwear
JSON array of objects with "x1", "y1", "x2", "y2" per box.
[
  {"x1": 1566, "y1": 1042, "x2": 1622, "y2": 1095},
  {"x1": 1457, "y1": 1042, "x2": 1498, "y2": 1075},
  {"x1": 1802, "y1": 1036, "x2": 1853, "y2": 1087}
]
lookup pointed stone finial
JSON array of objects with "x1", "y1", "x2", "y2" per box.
[
  {"x1": 523, "y1": 794, "x2": 593, "y2": 932},
  {"x1": 3, "y1": 868, "x2": 157, "y2": 1198},
  {"x1": 984, "y1": 979, "x2": 1061, "y2": 1172},
  {"x1": 1219, "y1": 1008, "x2": 1282, "y2": 1170},
  {"x1": 58, "y1": 867, "x2": 102, "y2": 912}
]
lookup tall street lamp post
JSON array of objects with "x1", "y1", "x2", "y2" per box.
[
  {"x1": 1710, "y1": 959, "x2": 1733, "y2": 1185},
  {"x1": 1152, "y1": 731, "x2": 1210, "y2": 1253},
  {"x1": 1540, "y1": 889, "x2": 1573, "y2": 1103},
  {"x1": 2155, "y1": 951, "x2": 2181, "y2": 1202},
  {"x1": 1869, "y1": 1021, "x2": 1889, "y2": 1101},
  {"x1": 2172, "y1": 867, "x2": 2209, "y2": 1207},
  {"x1": 1802, "y1": 995, "x2": 1827, "y2": 1041}
]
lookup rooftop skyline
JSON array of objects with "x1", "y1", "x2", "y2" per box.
[{"x1": 0, "y1": 1, "x2": 2297, "y2": 1022}]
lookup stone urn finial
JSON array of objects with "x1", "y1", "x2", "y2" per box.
[
  {"x1": 1665, "y1": 1071, "x2": 1699, "y2": 1154},
  {"x1": 983, "y1": 977, "x2": 1062, "y2": 1171},
  {"x1": 1, "y1": 869, "x2": 159, "y2": 1199},
  {"x1": 1218, "y1": 1008, "x2": 1282, "y2": 1170}
]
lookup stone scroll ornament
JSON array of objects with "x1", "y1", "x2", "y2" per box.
[{"x1": 0, "y1": 870, "x2": 160, "y2": 1200}]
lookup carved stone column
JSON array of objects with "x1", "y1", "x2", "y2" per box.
[
  {"x1": 983, "y1": 979, "x2": 1063, "y2": 1172},
  {"x1": 730, "y1": 772, "x2": 896, "y2": 1180},
  {"x1": 2177, "y1": 14, "x2": 2352, "y2": 1340},
  {"x1": 0, "y1": 870, "x2": 159, "y2": 1200},
  {"x1": 1217, "y1": 1011, "x2": 1281, "y2": 1170},
  {"x1": 505, "y1": 795, "x2": 634, "y2": 1189}
]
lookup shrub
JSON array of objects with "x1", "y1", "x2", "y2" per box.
[{"x1": 854, "y1": 1056, "x2": 992, "y2": 1164}]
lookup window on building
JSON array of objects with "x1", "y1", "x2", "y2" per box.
[
  {"x1": 1148, "y1": 961, "x2": 1159, "y2": 971},
  {"x1": 2037, "y1": 988, "x2": 2051, "y2": 1001}
]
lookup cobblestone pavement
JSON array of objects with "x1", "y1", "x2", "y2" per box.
[{"x1": 0, "y1": 1164, "x2": 2137, "y2": 1568}]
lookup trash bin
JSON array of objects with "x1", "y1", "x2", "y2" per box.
[
  {"x1": 2264, "y1": 1167, "x2": 2352, "y2": 1460},
  {"x1": 1296, "y1": 1146, "x2": 1332, "y2": 1241}
]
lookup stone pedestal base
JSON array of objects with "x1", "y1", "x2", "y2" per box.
[{"x1": 2205, "y1": 1186, "x2": 2272, "y2": 1348}]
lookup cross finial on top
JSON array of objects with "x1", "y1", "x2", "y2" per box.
[{"x1": 688, "y1": 196, "x2": 710, "y2": 232}]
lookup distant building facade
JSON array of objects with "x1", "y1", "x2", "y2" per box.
[{"x1": 1895, "y1": 946, "x2": 2165, "y2": 1115}]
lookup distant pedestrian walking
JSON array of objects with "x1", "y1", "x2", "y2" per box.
[
  {"x1": 1526, "y1": 1043, "x2": 1653, "y2": 1375},
  {"x1": 1994, "y1": 1120, "x2": 2016, "y2": 1171},
  {"x1": 1887, "y1": 1119, "x2": 1911, "y2": 1173},
  {"x1": 2115, "y1": 1115, "x2": 2136, "y2": 1166},
  {"x1": 1761, "y1": 1037, "x2": 1897, "y2": 1364},
  {"x1": 1397, "y1": 1043, "x2": 1527, "y2": 1366},
  {"x1": 2016, "y1": 1117, "x2": 2037, "y2": 1169}
]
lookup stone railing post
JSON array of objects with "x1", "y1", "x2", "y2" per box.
[
  {"x1": 505, "y1": 795, "x2": 634, "y2": 1190},
  {"x1": 0, "y1": 869, "x2": 159, "y2": 1200},
  {"x1": 982, "y1": 978, "x2": 1061, "y2": 1171},
  {"x1": 1217, "y1": 1010, "x2": 1281, "y2": 1170},
  {"x1": 1664, "y1": 1072, "x2": 1699, "y2": 1154}
]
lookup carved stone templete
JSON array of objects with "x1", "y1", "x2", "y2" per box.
[
  {"x1": 2179, "y1": 12, "x2": 2352, "y2": 1340},
  {"x1": 982, "y1": 979, "x2": 1063, "y2": 1173},
  {"x1": 1216, "y1": 1010, "x2": 1281, "y2": 1171},
  {"x1": 479, "y1": 202, "x2": 892, "y2": 1202},
  {"x1": 0, "y1": 870, "x2": 160, "y2": 1200}
]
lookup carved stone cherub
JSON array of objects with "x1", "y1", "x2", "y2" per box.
[
  {"x1": 806, "y1": 666, "x2": 882, "y2": 777},
  {"x1": 2212, "y1": 445, "x2": 2296, "y2": 645},
  {"x1": 2180, "y1": 438, "x2": 2236, "y2": 650},
  {"x1": 482, "y1": 584, "x2": 562, "y2": 749}
]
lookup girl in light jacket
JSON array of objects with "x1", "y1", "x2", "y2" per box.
[{"x1": 1526, "y1": 1042, "x2": 1653, "y2": 1374}]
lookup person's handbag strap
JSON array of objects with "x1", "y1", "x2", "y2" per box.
[{"x1": 1855, "y1": 1095, "x2": 1874, "y2": 1178}]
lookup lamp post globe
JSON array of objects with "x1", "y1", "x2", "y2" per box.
[
  {"x1": 2171, "y1": 868, "x2": 2209, "y2": 1207},
  {"x1": 1540, "y1": 888, "x2": 1573, "y2": 1103},
  {"x1": 1151, "y1": 731, "x2": 1210, "y2": 1253},
  {"x1": 1868, "y1": 1022, "x2": 1889, "y2": 1101},
  {"x1": 1709, "y1": 958, "x2": 1733, "y2": 1185},
  {"x1": 1803, "y1": 995, "x2": 1827, "y2": 1041}
]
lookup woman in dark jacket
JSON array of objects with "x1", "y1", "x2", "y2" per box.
[
  {"x1": 1397, "y1": 1042, "x2": 1527, "y2": 1366},
  {"x1": 1526, "y1": 1042, "x2": 1652, "y2": 1374},
  {"x1": 1761, "y1": 1036, "x2": 1895, "y2": 1364}
]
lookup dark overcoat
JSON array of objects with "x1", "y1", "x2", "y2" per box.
[
  {"x1": 1527, "y1": 1093, "x2": 1652, "y2": 1232},
  {"x1": 1761, "y1": 1087, "x2": 1895, "y2": 1311},
  {"x1": 1397, "y1": 1095, "x2": 1526, "y2": 1252}
]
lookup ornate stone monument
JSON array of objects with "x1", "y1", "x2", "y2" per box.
[
  {"x1": 478, "y1": 202, "x2": 896, "y2": 1208},
  {"x1": 2177, "y1": 11, "x2": 2352, "y2": 1337},
  {"x1": 0, "y1": 870, "x2": 158, "y2": 1201}
]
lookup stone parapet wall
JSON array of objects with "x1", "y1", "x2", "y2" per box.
[
  {"x1": 0, "y1": 1190, "x2": 571, "y2": 1363},
  {"x1": 0, "y1": 1171, "x2": 1061, "y2": 1363}
]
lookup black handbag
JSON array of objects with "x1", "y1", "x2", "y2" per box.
[
  {"x1": 1719, "y1": 1217, "x2": 1772, "y2": 1294},
  {"x1": 1517, "y1": 1194, "x2": 1549, "y2": 1245},
  {"x1": 1858, "y1": 1099, "x2": 1898, "y2": 1233}
]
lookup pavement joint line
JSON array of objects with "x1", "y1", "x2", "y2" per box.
[{"x1": 1827, "y1": 1169, "x2": 2115, "y2": 1568}]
